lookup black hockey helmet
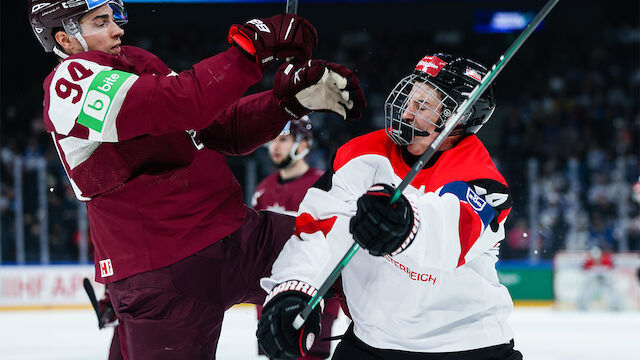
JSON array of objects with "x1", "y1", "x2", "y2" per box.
[
  {"x1": 384, "y1": 53, "x2": 496, "y2": 145},
  {"x1": 29, "y1": 0, "x2": 127, "y2": 57}
]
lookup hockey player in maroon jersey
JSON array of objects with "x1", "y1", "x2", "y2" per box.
[
  {"x1": 28, "y1": 1, "x2": 365, "y2": 359},
  {"x1": 257, "y1": 53, "x2": 522, "y2": 360},
  {"x1": 252, "y1": 116, "x2": 341, "y2": 359},
  {"x1": 252, "y1": 116, "x2": 324, "y2": 215}
]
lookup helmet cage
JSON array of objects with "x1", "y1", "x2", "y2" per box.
[
  {"x1": 384, "y1": 53, "x2": 496, "y2": 146},
  {"x1": 384, "y1": 73, "x2": 471, "y2": 146}
]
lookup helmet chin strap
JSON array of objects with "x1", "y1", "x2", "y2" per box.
[
  {"x1": 53, "y1": 47, "x2": 69, "y2": 59},
  {"x1": 413, "y1": 129, "x2": 431, "y2": 137},
  {"x1": 52, "y1": 32, "x2": 88, "y2": 59},
  {"x1": 75, "y1": 32, "x2": 89, "y2": 52},
  {"x1": 289, "y1": 142, "x2": 309, "y2": 163}
]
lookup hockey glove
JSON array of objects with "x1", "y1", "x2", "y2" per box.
[
  {"x1": 274, "y1": 60, "x2": 366, "y2": 120},
  {"x1": 228, "y1": 14, "x2": 317, "y2": 71},
  {"x1": 349, "y1": 183, "x2": 420, "y2": 256},
  {"x1": 97, "y1": 297, "x2": 118, "y2": 328},
  {"x1": 257, "y1": 280, "x2": 323, "y2": 360}
]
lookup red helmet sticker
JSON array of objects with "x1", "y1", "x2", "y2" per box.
[{"x1": 415, "y1": 56, "x2": 447, "y2": 77}]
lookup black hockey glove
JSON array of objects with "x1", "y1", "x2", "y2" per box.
[
  {"x1": 228, "y1": 14, "x2": 317, "y2": 71},
  {"x1": 257, "y1": 280, "x2": 323, "y2": 360},
  {"x1": 273, "y1": 59, "x2": 366, "y2": 120},
  {"x1": 349, "y1": 183, "x2": 420, "y2": 256},
  {"x1": 97, "y1": 293, "x2": 118, "y2": 328}
]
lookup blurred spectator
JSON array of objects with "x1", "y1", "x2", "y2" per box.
[{"x1": 504, "y1": 218, "x2": 531, "y2": 259}]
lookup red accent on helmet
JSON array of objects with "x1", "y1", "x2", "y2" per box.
[{"x1": 414, "y1": 55, "x2": 448, "y2": 77}]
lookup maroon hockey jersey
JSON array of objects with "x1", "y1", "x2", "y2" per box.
[
  {"x1": 252, "y1": 168, "x2": 324, "y2": 214},
  {"x1": 42, "y1": 46, "x2": 292, "y2": 283}
]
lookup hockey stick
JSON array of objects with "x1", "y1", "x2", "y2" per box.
[
  {"x1": 83, "y1": 277, "x2": 102, "y2": 328},
  {"x1": 293, "y1": 0, "x2": 560, "y2": 330},
  {"x1": 285, "y1": 0, "x2": 299, "y2": 62},
  {"x1": 83, "y1": 277, "x2": 118, "y2": 329},
  {"x1": 286, "y1": 0, "x2": 298, "y2": 14}
]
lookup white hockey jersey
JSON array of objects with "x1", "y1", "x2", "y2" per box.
[{"x1": 262, "y1": 130, "x2": 515, "y2": 352}]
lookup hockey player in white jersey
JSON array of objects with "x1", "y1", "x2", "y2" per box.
[{"x1": 256, "y1": 53, "x2": 523, "y2": 360}]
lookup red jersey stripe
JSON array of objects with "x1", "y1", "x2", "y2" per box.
[
  {"x1": 457, "y1": 202, "x2": 483, "y2": 267},
  {"x1": 295, "y1": 212, "x2": 338, "y2": 238}
]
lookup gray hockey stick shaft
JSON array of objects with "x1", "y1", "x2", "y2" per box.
[
  {"x1": 293, "y1": 0, "x2": 560, "y2": 330},
  {"x1": 286, "y1": 0, "x2": 298, "y2": 14},
  {"x1": 285, "y1": 0, "x2": 298, "y2": 62}
]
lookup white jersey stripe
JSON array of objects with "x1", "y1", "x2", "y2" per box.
[
  {"x1": 51, "y1": 133, "x2": 91, "y2": 201},
  {"x1": 57, "y1": 136, "x2": 101, "y2": 170}
]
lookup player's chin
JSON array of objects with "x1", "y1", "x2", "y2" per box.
[
  {"x1": 406, "y1": 142, "x2": 427, "y2": 156},
  {"x1": 109, "y1": 45, "x2": 121, "y2": 55}
]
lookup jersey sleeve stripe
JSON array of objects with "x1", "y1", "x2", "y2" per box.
[
  {"x1": 57, "y1": 136, "x2": 101, "y2": 170},
  {"x1": 294, "y1": 212, "x2": 338, "y2": 238},
  {"x1": 457, "y1": 202, "x2": 483, "y2": 267}
]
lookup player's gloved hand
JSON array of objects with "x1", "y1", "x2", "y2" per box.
[
  {"x1": 273, "y1": 60, "x2": 366, "y2": 120},
  {"x1": 257, "y1": 280, "x2": 323, "y2": 360},
  {"x1": 228, "y1": 14, "x2": 317, "y2": 71},
  {"x1": 97, "y1": 295, "x2": 118, "y2": 329},
  {"x1": 349, "y1": 183, "x2": 420, "y2": 256}
]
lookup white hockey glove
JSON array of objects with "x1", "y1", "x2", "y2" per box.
[{"x1": 273, "y1": 60, "x2": 366, "y2": 120}]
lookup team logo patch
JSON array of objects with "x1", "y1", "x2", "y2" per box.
[
  {"x1": 78, "y1": 70, "x2": 132, "y2": 133},
  {"x1": 415, "y1": 56, "x2": 447, "y2": 77},
  {"x1": 466, "y1": 187, "x2": 487, "y2": 211},
  {"x1": 99, "y1": 259, "x2": 114, "y2": 277}
]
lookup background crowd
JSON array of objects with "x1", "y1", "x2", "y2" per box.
[{"x1": 1, "y1": 0, "x2": 638, "y2": 263}]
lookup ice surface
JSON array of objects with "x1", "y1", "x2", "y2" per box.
[{"x1": 0, "y1": 306, "x2": 638, "y2": 359}]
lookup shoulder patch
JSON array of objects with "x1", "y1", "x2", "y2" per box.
[
  {"x1": 466, "y1": 178, "x2": 512, "y2": 231},
  {"x1": 48, "y1": 59, "x2": 138, "y2": 141},
  {"x1": 439, "y1": 181, "x2": 495, "y2": 229},
  {"x1": 78, "y1": 70, "x2": 136, "y2": 140}
]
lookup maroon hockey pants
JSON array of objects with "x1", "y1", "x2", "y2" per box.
[{"x1": 107, "y1": 209, "x2": 295, "y2": 360}]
